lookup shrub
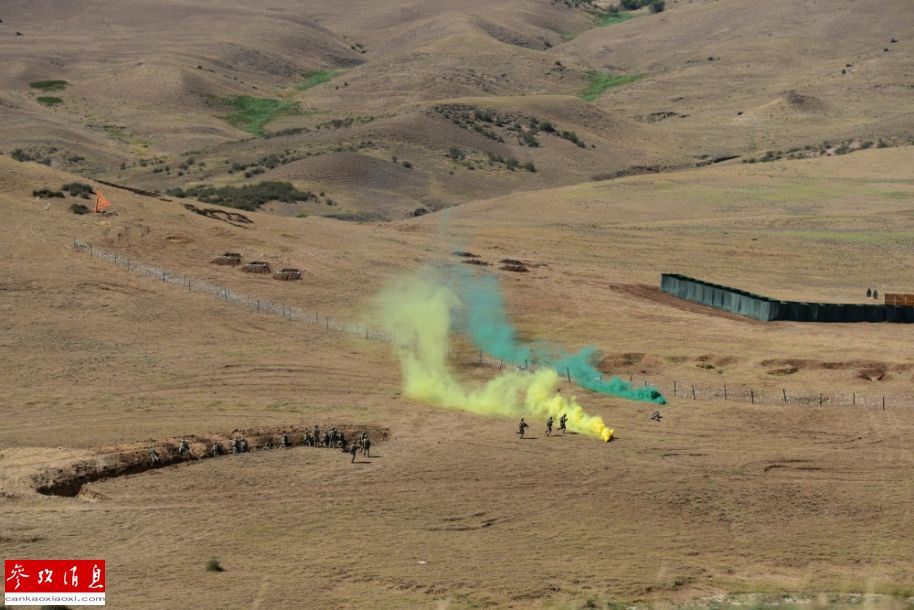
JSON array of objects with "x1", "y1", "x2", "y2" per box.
[
  {"x1": 620, "y1": 0, "x2": 643, "y2": 9},
  {"x1": 61, "y1": 182, "x2": 94, "y2": 198},
  {"x1": 37, "y1": 96, "x2": 63, "y2": 106},
  {"x1": 165, "y1": 181, "x2": 313, "y2": 211},
  {"x1": 29, "y1": 80, "x2": 68, "y2": 91},
  {"x1": 401, "y1": 160, "x2": 413, "y2": 168},
  {"x1": 523, "y1": 161, "x2": 537, "y2": 173},
  {"x1": 521, "y1": 131, "x2": 540, "y2": 147},
  {"x1": 11, "y1": 149, "x2": 31, "y2": 162},
  {"x1": 650, "y1": 0, "x2": 665, "y2": 12},
  {"x1": 205, "y1": 559, "x2": 225, "y2": 573},
  {"x1": 447, "y1": 146, "x2": 465, "y2": 160},
  {"x1": 70, "y1": 203, "x2": 90, "y2": 215},
  {"x1": 33, "y1": 188, "x2": 64, "y2": 198}
]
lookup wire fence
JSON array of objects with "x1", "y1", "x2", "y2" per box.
[{"x1": 73, "y1": 239, "x2": 911, "y2": 411}]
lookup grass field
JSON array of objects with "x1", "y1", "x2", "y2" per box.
[
  {"x1": 2, "y1": 146, "x2": 914, "y2": 608},
  {"x1": 595, "y1": 11, "x2": 638, "y2": 26},
  {"x1": 222, "y1": 95, "x2": 300, "y2": 134},
  {"x1": 579, "y1": 72, "x2": 646, "y2": 101},
  {"x1": 2, "y1": 0, "x2": 914, "y2": 607},
  {"x1": 297, "y1": 69, "x2": 341, "y2": 91}
]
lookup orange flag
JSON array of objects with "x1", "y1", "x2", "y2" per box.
[{"x1": 95, "y1": 189, "x2": 111, "y2": 213}]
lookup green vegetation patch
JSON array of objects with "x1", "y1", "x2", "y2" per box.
[
  {"x1": 296, "y1": 69, "x2": 341, "y2": 91},
  {"x1": 166, "y1": 181, "x2": 314, "y2": 211},
  {"x1": 596, "y1": 12, "x2": 637, "y2": 26},
  {"x1": 222, "y1": 96, "x2": 299, "y2": 135},
  {"x1": 579, "y1": 72, "x2": 645, "y2": 101},
  {"x1": 37, "y1": 96, "x2": 63, "y2": 106},
  {"x1": 30, "y1": 80, "x2": 68, "y2": 91}
]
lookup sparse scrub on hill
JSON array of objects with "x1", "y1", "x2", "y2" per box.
[
  {"x1": 165, "y1": 181, "x2": 314, "y2": 211},
  {"x1": 579, "y1": 72, "x2": 645, "y2": 101},
  {"x1": 296, "y1": 69, "x2": 341, "y2": 91},
  {"x1": 10, "y1": 146, "x2": 60, "y2": 165},
  {"x1": 221, "y1": 96, "x2": 299, "y2": 135},
  {"x1": 742, "y1": 136, "x2": 910, "y2": 163},
  {"x1": 650, "y1": 0, "x2": 666, "y2": 12},
  {"x1": 29, "y1": 80, "x2": 68, "y2": 91},
  {"x1": 37, "y1": 96, "x2": 63, "y2": 106},
  {"x1": 315, "y1": 115, "x2": 375, "y2": 131},
  {"x1": 431, "y1": 104, "x2": 588, "y2": 149},
  {"x1": 264, "y1": 126, "x2": 309, "y2": 138},
  {"x1": 70, "y1": 203, "x2": 90, "y2": 215},
  {"x1": 205, "y1": 558, "x2": 225, "y2": 572}
]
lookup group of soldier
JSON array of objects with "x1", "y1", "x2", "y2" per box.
[
  {"x1": 517, "y1": 413, "x2": 568, "y2": 439},
  {"x1": 149, "y1": 428, "x2": 373, "y2": 465}
]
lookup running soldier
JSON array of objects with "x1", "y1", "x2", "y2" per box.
[
  {"x1": 362, "y1": 436, "x2": 372, "y2": 457},
  {"x1": 518, "y1": 418, "x2": 529, "y2": 439},
  {"x1": 350, "y1": 443, "x2": 358, "y2": 463},
  {"x1": 545, "y1": 416, "x2": 554, "y2": 437},
  {"x1": 559, "y1": 414, "x2": 567, "y2": 435}
]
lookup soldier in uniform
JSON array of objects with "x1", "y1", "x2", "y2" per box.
[
  {"x1": 178, "y1": 438, "x2": 190, "y2": 456},
  {"x1": 545, "y1": 416, "x2": 554, "y2": 437},
  {"x1": 559, "y1": 414, "x2": 567, "y2": 435},
  {"x1": 350, "y1": 443, "x2": 358, "y2": 463},
  {"x1": 649, "y1": 410, "x2": 663, "y2": 422},
  {"x1": 518, "y1": 418, "x2": 529, "y2": 439},
  {"x1": 313, "y1": 425, "x2": 321, "y2": 446},
  {"x1": 362, "y1": 436, "x2": 372, "y2": 457},
  {"x1": 148, "y1": 447, "x2": 159, "y2": 464},
  {"x1": 324, "y1": 430, "x2": 332, "y2": 448},
  {"x1": 239, "y1": 437, "x2": 248, "y2": 453},
  {"x1": 281, "y1": 433, "x2": 290, "y2": 448},
  {"x1": 212, "y1": 441, "x2": 223, "y2": 456}
]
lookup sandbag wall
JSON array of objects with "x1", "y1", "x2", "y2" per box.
[{"x1": 660, "y1": 274, "x2": 914, "y2": 323}]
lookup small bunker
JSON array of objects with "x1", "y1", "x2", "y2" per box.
[
  {"x1": 274, "y1": 268, "x2": 302, "y2": 281},
  {"x1": 241, "y1": 261, "x2": 271, "y2": 274},
  {"x1": 212, "y1": 252, "x2": 242, "y2": 266}
]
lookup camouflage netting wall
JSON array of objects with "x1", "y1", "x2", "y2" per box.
[{"x1": 660, "y1": 274, "x2": 914, "y2": 323}]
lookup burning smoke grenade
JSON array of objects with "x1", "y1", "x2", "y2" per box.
[
  {"x1": 459, "y1": 273, "x2": 666, "y2": 405},
  {"x1": 375, "y1": 272, "x2": 614, "y2": 442}
]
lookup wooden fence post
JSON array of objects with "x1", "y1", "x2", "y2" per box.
[
  {"x1": 782, "y1": 388, "x2": 787, "y2": 404},
  {"x1": 673, "y1": 380, "x2": 677, "y2": 396},
  {"x1": 723, "y1": 384, "x2": 727, "y2": 399},
  {"x1": 883, "y1": 396, "x2": 886, "y2": 410},
  {"x1": 750, "y1": 389, "x2": 754, "y2": 404},
  {"x1": 566, "y1": 367, "x2": 571, "y2": 382},
  {"x1": 819, "y1": 393, "x2": 823, "y2": 407},
  {"x1": 691, "y1": 385, "x2": 696, "y2": 400}
]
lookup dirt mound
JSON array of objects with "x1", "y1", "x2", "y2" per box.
[{"x1": 31, "y1": 424, "x2": 390, "y2": 497}]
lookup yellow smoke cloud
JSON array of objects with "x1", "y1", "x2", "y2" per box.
[{"x1": 376, "y1": 272, "x2": 614, "y2": 442}]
